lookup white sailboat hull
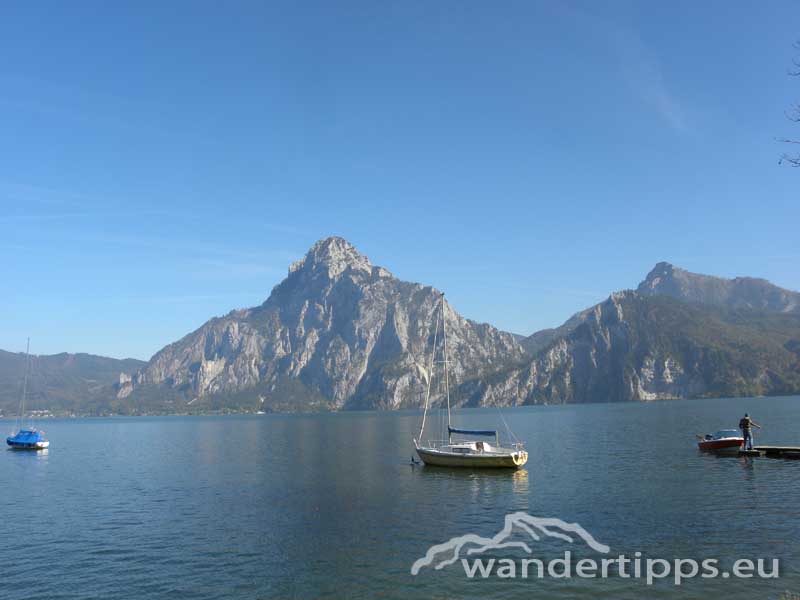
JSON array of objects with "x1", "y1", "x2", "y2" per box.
[{"x1": 416, "y1": 445, "x2": 528, "y2": 469}]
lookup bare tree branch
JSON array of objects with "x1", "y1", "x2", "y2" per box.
[
  {"x1": 791, "y1": 43, "x2": 800, "y2": 75},
  {"x1": 781, "y1": 40, "x2": 800, "y2": 166}
]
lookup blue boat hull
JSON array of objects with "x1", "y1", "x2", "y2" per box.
[
  {"x1": 6, "y1": 430, "x2": 49, "y2": 450},
  {"x1": 7, "y1": 441, "x2": 46, "y2": 449}
]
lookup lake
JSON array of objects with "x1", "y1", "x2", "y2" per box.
[{"x1": 2, "y1": 395, "x2": 799, "y2": 599}]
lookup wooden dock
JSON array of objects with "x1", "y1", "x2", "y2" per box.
[
  {"x1": 738, "y1": 446, "x2": 800, "y2": 459},
  {"x1": 739, "y1": 449, "x2": 763, "y2": 457}
]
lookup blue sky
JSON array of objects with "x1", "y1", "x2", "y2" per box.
[{"x1": 1, "y1": 1, "x2": 798, "y2": 360}]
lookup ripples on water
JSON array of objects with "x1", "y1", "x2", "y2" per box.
[{"x1": 2, "y1": 396, "x2": 799, "y2": 599}]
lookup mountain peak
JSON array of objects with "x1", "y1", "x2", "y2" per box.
[
  {"x1": 638, "y1": 261, "x2": 733, "y2": 303},
  {"x1": 289, "y1": 236, "x2": 374, "y2": 279},
  {"x1": 311, "y1": 235, "x2": 356, "y2": 252},
  {"x1": 652, "y1": 261, "x2": 675, "y2": 271},
  {"x1": 638, "y1": 262, "x2": 682, "y2": 293},
  {"x1": 644, "y1": 260, "x2": 677, "y2": 279},
  {"x1": 637, "y1": 262, "x2": 800, "y2": 313},
  {"x1": 137, "y1": 234, "x2": 524, "y2": 411}
]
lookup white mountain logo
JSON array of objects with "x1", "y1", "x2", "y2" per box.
[{"x1": 411, "y1": 512, "x2": 610, "y2": 575}]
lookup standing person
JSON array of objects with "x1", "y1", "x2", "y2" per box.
[{"x1": 739, "y1": 413, "x2": 762, "y2": 450}]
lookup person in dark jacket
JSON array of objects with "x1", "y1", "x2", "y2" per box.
[{"x1": 739, "y1": 413, "x2": 762, "y2": 450}]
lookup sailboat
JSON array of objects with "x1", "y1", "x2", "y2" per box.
[
  {"x1": 413, "y1": 294, "x2": 528, "y2": 469},
  {"x1": 6, "y1": 339, "x2": 49, "y2": 450}
]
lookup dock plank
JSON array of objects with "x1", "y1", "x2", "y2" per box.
[{"x1": 753, "y1": 446, "x2": 800, "y2": 459}]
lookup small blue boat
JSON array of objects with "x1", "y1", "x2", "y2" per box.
[
  {"x1": 6, "y1": 339, "x2": 49, "y2": 451},
  {"x1": 7, "y1": 429, "x2": 49, "y2": 450}
]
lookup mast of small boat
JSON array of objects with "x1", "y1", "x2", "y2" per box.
[
  {"x1": 416, "y1": 294, "x2": 443, "y2": 446},
  {"x1": 15, "y1": 338, "x2": 30, "y2": 434},
  {"x1": 441, "y1": 293, "x2": 451, "y2": 432}
]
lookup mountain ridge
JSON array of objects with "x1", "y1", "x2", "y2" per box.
[
  {"x1": 460, "y1": 291, "x2": 800, "y2": 405},
  {"x1": 0, "y1": 350, "x2": 146, "y2": 416},
  {"x1": 3, "y1": 240, "x2": 800, "y2": 414},
  {"x1": 637, "y1": 261, "x2": 800, "y2": 313}
]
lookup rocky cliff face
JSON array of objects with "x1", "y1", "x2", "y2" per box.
[
  {"x1": 133, "y1": 237, "x2": 526, "y2": 410},
  {"x1": 462, "y1": 291, "x2": 800, "y2": 405},
  {"x1": 638, "y1": 262, "x2": 800, "y2": 313}
]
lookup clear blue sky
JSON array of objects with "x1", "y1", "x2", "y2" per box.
[{"x1": 1, "y1": 1, "x2": 798, "y2": 360}]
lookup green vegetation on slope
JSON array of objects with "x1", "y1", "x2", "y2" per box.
[{"x1": 0, "y1": 350, "x2": 146, "y2": 416}]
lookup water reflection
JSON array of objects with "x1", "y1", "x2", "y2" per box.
[
  {"x1": 5, "y1": 447, "x2": 49, "y2": 459},
  {"x1": 415, "y1": 466, "x2": 530, "y2": 509}
]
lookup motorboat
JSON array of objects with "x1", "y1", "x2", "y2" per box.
[{"x1": 697, "y1": 429, "x2": 743, "y2": 454}]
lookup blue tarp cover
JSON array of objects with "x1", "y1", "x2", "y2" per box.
[
  {"x1": 7, "y1": 430, "x2": 43, "y2": 444},
  {"x1": 448, "y1": 427, "x2": 496, "y2": 437}
]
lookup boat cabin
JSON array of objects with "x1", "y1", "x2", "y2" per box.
[
  {"x1": 711, "y1": 429, "x2": 742, "y2": 440},
  {"x1": 448, "y1": 441, "x2": 495, "y2": 454}
]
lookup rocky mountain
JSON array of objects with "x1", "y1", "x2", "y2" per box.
[
  {"x1": 0, "y1": 350, "x2": 146, "y2": 416},
  {"x1": 126, "y1": 237, "x2": 527, "y2": 412},
  {"x1": 638, "y1": 262, "x2": 800, "y2": 313},
  {"x1": 490, "y1": 262, "x2": 800, "y2": 406},
  {"x1": 7, "y1": 252, "x2": 800, "y2": 415},
  {"x1": 464, "y1": 289, "x2": 800, "y2": 406}
]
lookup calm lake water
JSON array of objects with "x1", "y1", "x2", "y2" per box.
[{"x1": 2, "y1": 396, "x2": 800, "y2": 599}]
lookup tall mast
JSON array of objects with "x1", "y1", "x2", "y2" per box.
[
  {"x1": 417, "y1": 299, "x2": 441, "y2": 442},
  {"x1": 17, "y1": 338, "x2": 30, "y2": 432},
  {"x1": 441, "y1": 294, "x2": 451, "y2": 430}
]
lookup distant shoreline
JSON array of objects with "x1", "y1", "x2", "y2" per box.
[{"x1": 1, "y1": 392, "x2": 796, "y2": 421}]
